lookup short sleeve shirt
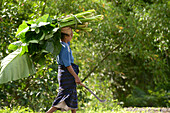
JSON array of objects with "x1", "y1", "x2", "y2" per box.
[{"x1": 57, "y1": 41, "x2": 74, "y2": 67}]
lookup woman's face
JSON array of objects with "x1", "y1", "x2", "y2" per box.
[{"x1": 66, "y1": 30, "x2": 73, "y2": 42}]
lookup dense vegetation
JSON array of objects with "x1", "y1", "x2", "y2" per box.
[{"x1": 0, "y1": 0, "x2": 169, "y2": 112}]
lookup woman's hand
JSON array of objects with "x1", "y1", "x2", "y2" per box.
[
  {"x1": 80, "y1": 82, "x2": 86, "y2": 87},
  {"x1": 75, "y1": 77, "x2": 85, "y2": 87},
  {"x1": 74, "y1": 76, "x2": 80, "y2": 84}
]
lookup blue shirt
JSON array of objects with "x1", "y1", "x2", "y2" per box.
[{"x1": 57, "y1": 41, "x2": 74, "y2": 67}]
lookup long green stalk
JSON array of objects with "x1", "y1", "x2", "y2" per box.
[
  {"x1": 60, "y1": 21, "x2": 76, "y2": 28},
  {"x1": 79, "y1": 27, "x2": 92, "y2": 32},
  {"x1": 70, "y1": 24, "x2": 87, "y2": 28},
  {"x1": 60, "y1": 9, "x2": 96, "y2": 23},
  {"x1": 60, "y1": 15, "x2": 86, "y2": 23},
  {"x1": 75, "y1": 9, "x2": 95, "y2": 16}
]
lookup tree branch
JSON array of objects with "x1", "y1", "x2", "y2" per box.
[
  {"x1": 82, "y1": 34, "x2": 132, "y2": 82},
  {"x1": 41, "y1": 0, "x2": 47, "y2": 16}
]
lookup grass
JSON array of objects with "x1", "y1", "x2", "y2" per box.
[
  {"x1": 0, "y1": 99, "x2": 128, "y2": 113},
  {"x1": 0, "y1": 107, "x2": 128, "y2": 113}
]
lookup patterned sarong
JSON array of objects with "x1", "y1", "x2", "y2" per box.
[{"x1": 52, "y1": 63, "x2": 79, "y2": 111}]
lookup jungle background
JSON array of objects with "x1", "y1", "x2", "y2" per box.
[{"x1": 0, "y1": 0, "x2": 169, "y2": 112}]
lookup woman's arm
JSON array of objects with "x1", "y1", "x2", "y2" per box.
[{"x1": 67, "y1": 65, "x2": 85, "y2": 87}]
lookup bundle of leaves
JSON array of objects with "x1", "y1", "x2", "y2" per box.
[
  {"x1": 0, "y1": 9, "x2": 103, "y2": 84},
  {"x1": 9, "y1": 9, "x2": 103, "y2": 64}
]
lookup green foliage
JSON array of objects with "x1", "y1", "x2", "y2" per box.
[
  {"x1": 0, "y1": 106, "x2": 34, "y2": 113},
  {"x1": 0, "y1": 0, "x2": 169, "y2": 112},
  {"x1": 0, "y1": 59, "x2": 58, "y2": 111},
  {"x1": 14, "y1": 14, "x2": 61, "y2": 63},
  {"x1": 125, "y1": 84, "x2": 170, "y2": 107},
  {"x1": 70, "y1": 0, "x2": 169, "y2": 107}
]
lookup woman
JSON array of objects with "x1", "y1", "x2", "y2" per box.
[{"x1": 46, "y1": 27, "x2": 85, "y2": 113}]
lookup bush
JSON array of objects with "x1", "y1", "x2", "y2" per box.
[{"x1": 125, "y1": 85, "x2": 170, "y2": 107}]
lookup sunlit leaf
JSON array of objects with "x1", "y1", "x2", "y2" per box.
[
  {"x1": 28, "y1": 40, "x2": 39, "y2": 44},
  {"x1": 37, "y1": 22, "x2": 50, "y2": 27},
  {"x1": 15, "y1": 21, "x2": 29, "y2": 37},
  {"x1": 8, "y1": 41, "x2": 22, "y2": 50},
  {"x1": 36, "y1": 14, "x2": 50, "y2": 24}
]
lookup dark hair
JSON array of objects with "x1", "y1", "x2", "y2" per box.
[{"x1": 61, "y1": 33, "x2": 69, "y2": 39}]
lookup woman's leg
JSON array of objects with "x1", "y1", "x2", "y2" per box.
[
  {"x1": 71, "y1": 109, "x2": 76, "y2": 113},
  {"x1": 46, "y1": 107, "x2": 58, "y2": 113}
]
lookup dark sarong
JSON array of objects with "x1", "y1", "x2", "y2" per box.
[{"x1": 52, "y1": 63, "x2": 79, "y2": 110}]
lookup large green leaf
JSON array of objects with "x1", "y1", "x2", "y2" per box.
[
  {"x1": 36, "y1": 14, "x2": 50, "y2": 24},
  {"x1": 0, "y1": 49, "x2": 35, "y2": 84}
]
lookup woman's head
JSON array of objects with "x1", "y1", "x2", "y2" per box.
[{"x1": 61, "y1": 27, "x2": 73, "y2": 42}]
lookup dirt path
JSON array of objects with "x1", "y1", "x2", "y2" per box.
[{"x1": 124, "y1": 107, "x2": 170, "y2": 113}]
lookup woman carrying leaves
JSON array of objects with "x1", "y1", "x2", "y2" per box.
[{"x1": 46, "y1": 27, "x2": 85, "y2": 113}]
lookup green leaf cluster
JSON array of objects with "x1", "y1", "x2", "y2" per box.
[{"x1": 9, "y1": 14, "x2": 61, "y2": 65}]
